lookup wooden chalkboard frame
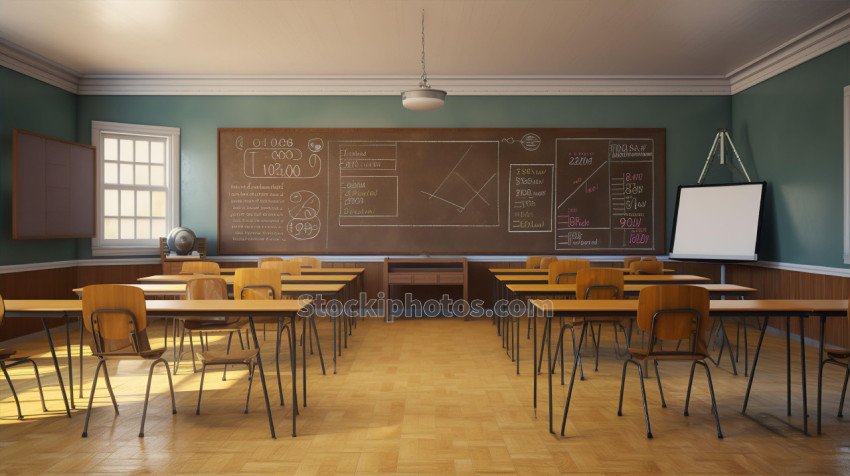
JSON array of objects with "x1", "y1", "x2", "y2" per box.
[
  {"x1": 218, "y1": 127, "x2": 665, "y2": 255},
  {"x1": 12, "y1": 129, "x2": 96, "y2": 240}
]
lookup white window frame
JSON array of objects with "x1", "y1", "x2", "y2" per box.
[
  {"x1": 91, "y1": 121, "x2": 180, "y2": 256},
  {"x1": 844, "y1": 86, "x2": 850, "y2": 263}
]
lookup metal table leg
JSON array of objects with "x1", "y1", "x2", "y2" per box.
[
  {"x1": 41, "y1": 318, "x2": 71, "y2": 417},
  {"x1": 247, "y1": 317, "x2": 276, "y2": 439}
]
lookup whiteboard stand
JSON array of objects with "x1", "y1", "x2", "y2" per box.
[{"x1": 697, "y1": 129, "x2": 753, "y2": 184}]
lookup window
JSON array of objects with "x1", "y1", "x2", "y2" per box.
[{"x1": 92, "y1": 121, "x2": 180, "y2": 256}]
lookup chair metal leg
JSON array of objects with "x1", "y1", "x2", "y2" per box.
[
  {"x1": 654, "y1": 359, "x2": 667, "y2": 408},
  {"x1": 838, "y1": 365, "x2": 849, "y2": 418},
  {"x1": 244, "y1": 363, "x2": 254, "y2": 414},
  {"x1": 79, "y1": 324, "x2": 85, "y2": 399},
  {"x1": 190, "y1": 330, "x2": 198, "y2": 374},
  {"x1": 196, "y1": 363, "x2": 207, "y2": 415},
  {"x1": 139, "y1": 358, "x2": 175, "y2": 437},
  {"x1": 635, "y1": 360, "x2": 653, "y2": 438},
  {"x1": 238, "y1": 330, "x2": 245, "y2": 350},
  {"x1": 100, "y1": 363, "x2": 119, "y2": 414},
  {"x1": 82, "y1": 359, "x2": 105, "y2": 437},
  {"x1": 223, "y1": 333, "x2": 233, "y2": 381},
  {"x1": 24, "y1": 359, "x2": 49, "y2": 412},
  {"x1": 570, "y1": 326, "x2": 585, "y2": 381},
  {"x1": 684, "y1": 360, "x2": 698, "y2": 416},
  {"x1": 697, "y1": 360, "x2": 723, "y2": 438},
  {"x1": 175, "y1": 324, "x2": 185, "y2": 374},
  {"x1": 310, "y1": 316, "x2": 326, "y2": 375},
  {"x1": 594, "y1": 323, "x2": 602, "y2": 372},
  {"x1": 0, "y1": 361, "x2": 24, "y2": 419},
  {"x1": 617, "y1": 360, "x2": 629, "y2": 417},
  {"x1": 275, "y1": 320, "x2": 285, "y2": 406}
]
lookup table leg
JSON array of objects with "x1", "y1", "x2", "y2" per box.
[
  {"x1": 302, "y1": 315, "x2": 307, "y2": 407},
  {"x1": 817, "y1": 315, "x2": 826, "y2": 435},
  {"x1": 533, "y1": 309, "x2": 537, "y2": 417},
  {"x1": 65, "y1": 316, "x2": 75, "y2": 409},
  {"x1": 516, "y1": 315, "x2": 521, "y2": 375},
  {"x1": 291, "y1": 315, "x2": 298, "y2": 437},
  {"x1": 787, "y1": 322, "x2": 792, "y2": 416},
  {"x1": 79, "y1": 321, "x2": 85, "y2": 398},
  {"x1": 547, "y1": 316, "x2": 553, "y2": 433},
  {"x1": 332, "y1": 314, "x2": 337, "y2": 374},
  {"x1": 720, "y1": 322, "x2": 738, "y2": 375},
  {"x1": 799, "y1": 315, "x2": 808, "y2": 436},
  {"x1": 41, "y1": 318, "x2": 71, "y2": 417},
  {"x1": 248, "y1": 317, "x2": 276, "y2": 439},
  {"x1": 742, "y1": 316, "x2": 768, "y2": 414}
]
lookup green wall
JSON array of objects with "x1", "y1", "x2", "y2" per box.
[
  {"x1": 0, "y1": 67, "x2": 79, "y2": 265},
  {"x1": 76, "y1": 95, "x2": 731, "y2": 256},
  {"x1": 731, "y1": 44, "x2": 850, "y2": 268}
]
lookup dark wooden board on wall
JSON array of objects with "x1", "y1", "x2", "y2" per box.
[
  {"x1": 12, "y1": 129, "x2": 96, "y2": 239},
  {"x1": 218, "y1": 128, "x2": 665, "y2": 255}
]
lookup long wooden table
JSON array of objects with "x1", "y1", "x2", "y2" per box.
[
  {"x1": 3, "y1": 299, "x2": 311, "y2": 438},
  {"x1": 495, "y1": 274, "x2": 710, "y2": 284},
  {"x1": 219, "y1": 267, "x2": 366, "y2": 295},
  {"x1": 489, "y1": 267, "x2": 675, "y2": 275},
  {"x1": 528, "y1": 299, "x2": 847, "y2": 436},
  {"x1": 73, "y1": 283, "x2": 346, "y2": 297}
]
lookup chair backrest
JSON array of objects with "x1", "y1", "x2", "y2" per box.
[
  {"x1": 629, "y1": 259, "x2": 664, "y2": 275},
  {"x1": 292, "y1": 256, "x2": 322, "y2": 269},
  {"x1": 0, "y1": 294, "x2": 4, "y2": 328},
  {"x1": 233, "y1": 268, "x2": 280, "y2": 300},
  {"x1": 257, "y1": 256, "x2": 283, "y2": 267},
  {"x1": 259, "y1": 259, "x2": 301, "y2": 276},
  {"x1": 180, "y1": 261, "x2": 220, "y2": 275},
  {"x1": 636, "y1": 285, "x2": 710, "y2": 356},
  {"x1": 186, "y1": 277, "x2": 228, "y2": 300},
  {"x1": 576, "y1": 268, "x2": 624, "y2": 300},
  {"x1": 525, "y1": 256, "x2": 543, "y2": 269},
  {"x1": 539, "y1": 256, "x2": 557, "y2": 270},
  {"x1": 623, "y1": 256, "x2": 658, "y2": 268},
  {"x1": 81, "y1": 284, "x2": 150, "y2": 354},
  {"x1": 548, "y1": 259, "x2": 590, "y2": 284}
]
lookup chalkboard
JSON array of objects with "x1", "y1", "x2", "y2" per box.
[
  {"x1": 218, "y1": 128, "x2": 665, "y2": 255},
  {"x1": 13, "y1": 129, "x2": 95, "y2": 239}
]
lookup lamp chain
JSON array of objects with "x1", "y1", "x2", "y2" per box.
[{"x1": 419, "y1": 9, "x2": 430, "y2": 89}]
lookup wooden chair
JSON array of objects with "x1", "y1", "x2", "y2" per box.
[
  {"x1": 617, "y1": 285, "x2": 722, "y2": 439},
  {"x1": 257, "y1": 256, "x2": 283, "y2": 267},
  {"x1": 233, "y1": 268, "x2": 295, "y2": 407},
  {"x1": 176, "y1": 277, "x2": 247, "y2": 377},
  {"x1": 260, "y1": 259, "x2": 302, "y2": 276},
  {"x1": 547, "y1": 259, "x2": 590, "y2": 284},
  {"x1": 525, "y1": 256, "x2": 544, "y2": 269},
  {"x1": 818, "y1": 297, "x2": 850, "y2": 424},
  {"x1": 292, "y1": 256, "x2": 322, "y2": 269},
  {"x1": 539, "y1": 256, "x2": 558, "y2": 270},
  {"x1": 628, "y1": 260, "x2": 664, "y2": 275},
  {"x1": 623, "y1": 256, "x2": 657, "y2": 269},
  {"x1": 180, "y1": 261, "x2": 221, "y2": 275},
  {"x1": 80, "y1": 284, "x2": 176, "y2": 438},
  {"x1": 0, "y1": 295, "x2": 48, "y2": 419}
]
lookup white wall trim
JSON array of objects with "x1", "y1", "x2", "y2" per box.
[
  {"x1": 75, "y1": 75, "x2": 731, "y2": 96},
  {"x1": 742, "y1": 260, "x2": 850, "y2": 278},
  {"x1": 728, "y1": 9, "x2": 850, "y2": 94},
  {"x1": 2, "y1": 7, "x2": 847, "y2": 98},
  {"x1": 0, "y1": 257, "x2": 160, "y2": 275},
  {"x1": 0, "y1": 38, "x2": 79, "y2": 93}
]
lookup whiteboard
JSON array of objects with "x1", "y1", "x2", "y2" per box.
[{"x1": 670, "y1": 183, "x2": 765, "y2": 261}]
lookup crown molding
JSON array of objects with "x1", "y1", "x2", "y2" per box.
[
  {"x1": 1, "y1": 8, "x2": 848, "y2": 97},
  {"x1": 76, "y1": 74, "x2": 731, "y2": 96},
  {"x1": 728, "y1": 9, "x2": 850, "y2": 94},
  {"x1": 0, "y1": 38, "x2": 79, "y2": 93}
]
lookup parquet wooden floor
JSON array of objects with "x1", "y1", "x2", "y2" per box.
[{"x1": 1, "y1": 317, "x2": 849, "y2": 474}]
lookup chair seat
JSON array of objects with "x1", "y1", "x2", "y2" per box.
[
  {"x1": 827, "y1": 349, "x2": 850, "y2": 360},
  {"x1": 95, "y1": 347, "x2": 167, "y2": 360},
  {"x1": 199, "y1": 349, "x2": 257, "y2": 365},
  {"x1": 183, "y1": 317, "x2": 247, "y2": 331},
  {"x1": 628, "y1": 349, "x2": 707, "y2": 361},
  {"x1": 0, "y1": 349, "x2": 17, "y2": 360}
]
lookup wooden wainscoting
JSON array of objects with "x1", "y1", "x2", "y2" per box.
[{"x1": 0, "y1": 266, "x2": 77, "y2": 341}]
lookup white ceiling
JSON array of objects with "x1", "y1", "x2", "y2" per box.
[{"x1": 0, "y1": 0, "x2": 847, "y2": 78}]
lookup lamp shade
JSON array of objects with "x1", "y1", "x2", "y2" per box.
[{"x1": 401, "y1": 88, "x2": 447, "y2": 110}]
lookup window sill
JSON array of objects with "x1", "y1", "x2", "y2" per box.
[{"x1": 91, "y1": 246, "x2": 160, "y2": 257}]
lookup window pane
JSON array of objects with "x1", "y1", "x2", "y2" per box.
[
  {"x1": 136, "y1": 218, "x2": 150, "y2": 239},
  {"x1": 120, "y1": 139, "x2": 134, "y2": 162},
  {"x1": 120, "y1": 218, "x2": 135, "y2": 239},
  {"x1": 135, "y1": 164, "x2": 149, "y2": 185},
  {"x1": 119, "y1": 163, "x2": 133, "y2": 185},
  {"x1": 104, "y1": 189, "x2": 118, "y2": 216},
  {"x1": 150, "y1": 165, "x2": 165, "y2": 186},
  {"x1": 152, "y1": 218, "x2": 166, "y2": 238},
  {"x1": 120, "y1": 190, "x2": 135, "y2": 217},
  {"x1": 135, "y1": 141, "x2": 149, "y2": 163},
  {"x1": 104, "y1": 162, "x2": 118, "y2": 184},
  {"x1": 104, "y1": 138, "x2": 118, "y2": 161},
  {"x1": 151, "y1": 141, "x2": 165, "y2": 164},
  {"x1": 152, "y1": 191, "x2": 166, "y2": 217},
  {"x1": 104, "y1": 218, "x2": 119, "y2": 239},
  {"x1": 136, "y1": 190, "x2": 150, "y2": 216}
]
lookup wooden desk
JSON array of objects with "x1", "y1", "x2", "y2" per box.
[
  {"x1": 4, "y1": 298, "x2": 311, "y2": 439},
  {"x1": 495, "y1": 274, "x2": 710, "y2": 285},
  {"x1": 73, "y1": 283, "x2": 345, "y2": 297},
  {"x1": 488, "y1": 266, "x2": 675, "y2": 275},
  {"x1": 528, "y1": 299, "x2": 847, "y2": 436},
  {"x1": 219, "y1": 267, "x2": 365, "y2": 275},
  {"x1": 139, "y1": 274, "x2": 356, "y2": 284},
  {"x1": 384, "y1": 258, "x2": 467, "y2": 321},
  {"x1": 507, "y1": 283, "x2": 755, "y2": 298}
]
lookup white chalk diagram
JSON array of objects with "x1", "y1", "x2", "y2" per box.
[
  {"x1": 287, "y1": 190, "x2": 321, "y2": 240},
  {"x1": 420, "y1": 145, "x2": 497, "y2": 214}
]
